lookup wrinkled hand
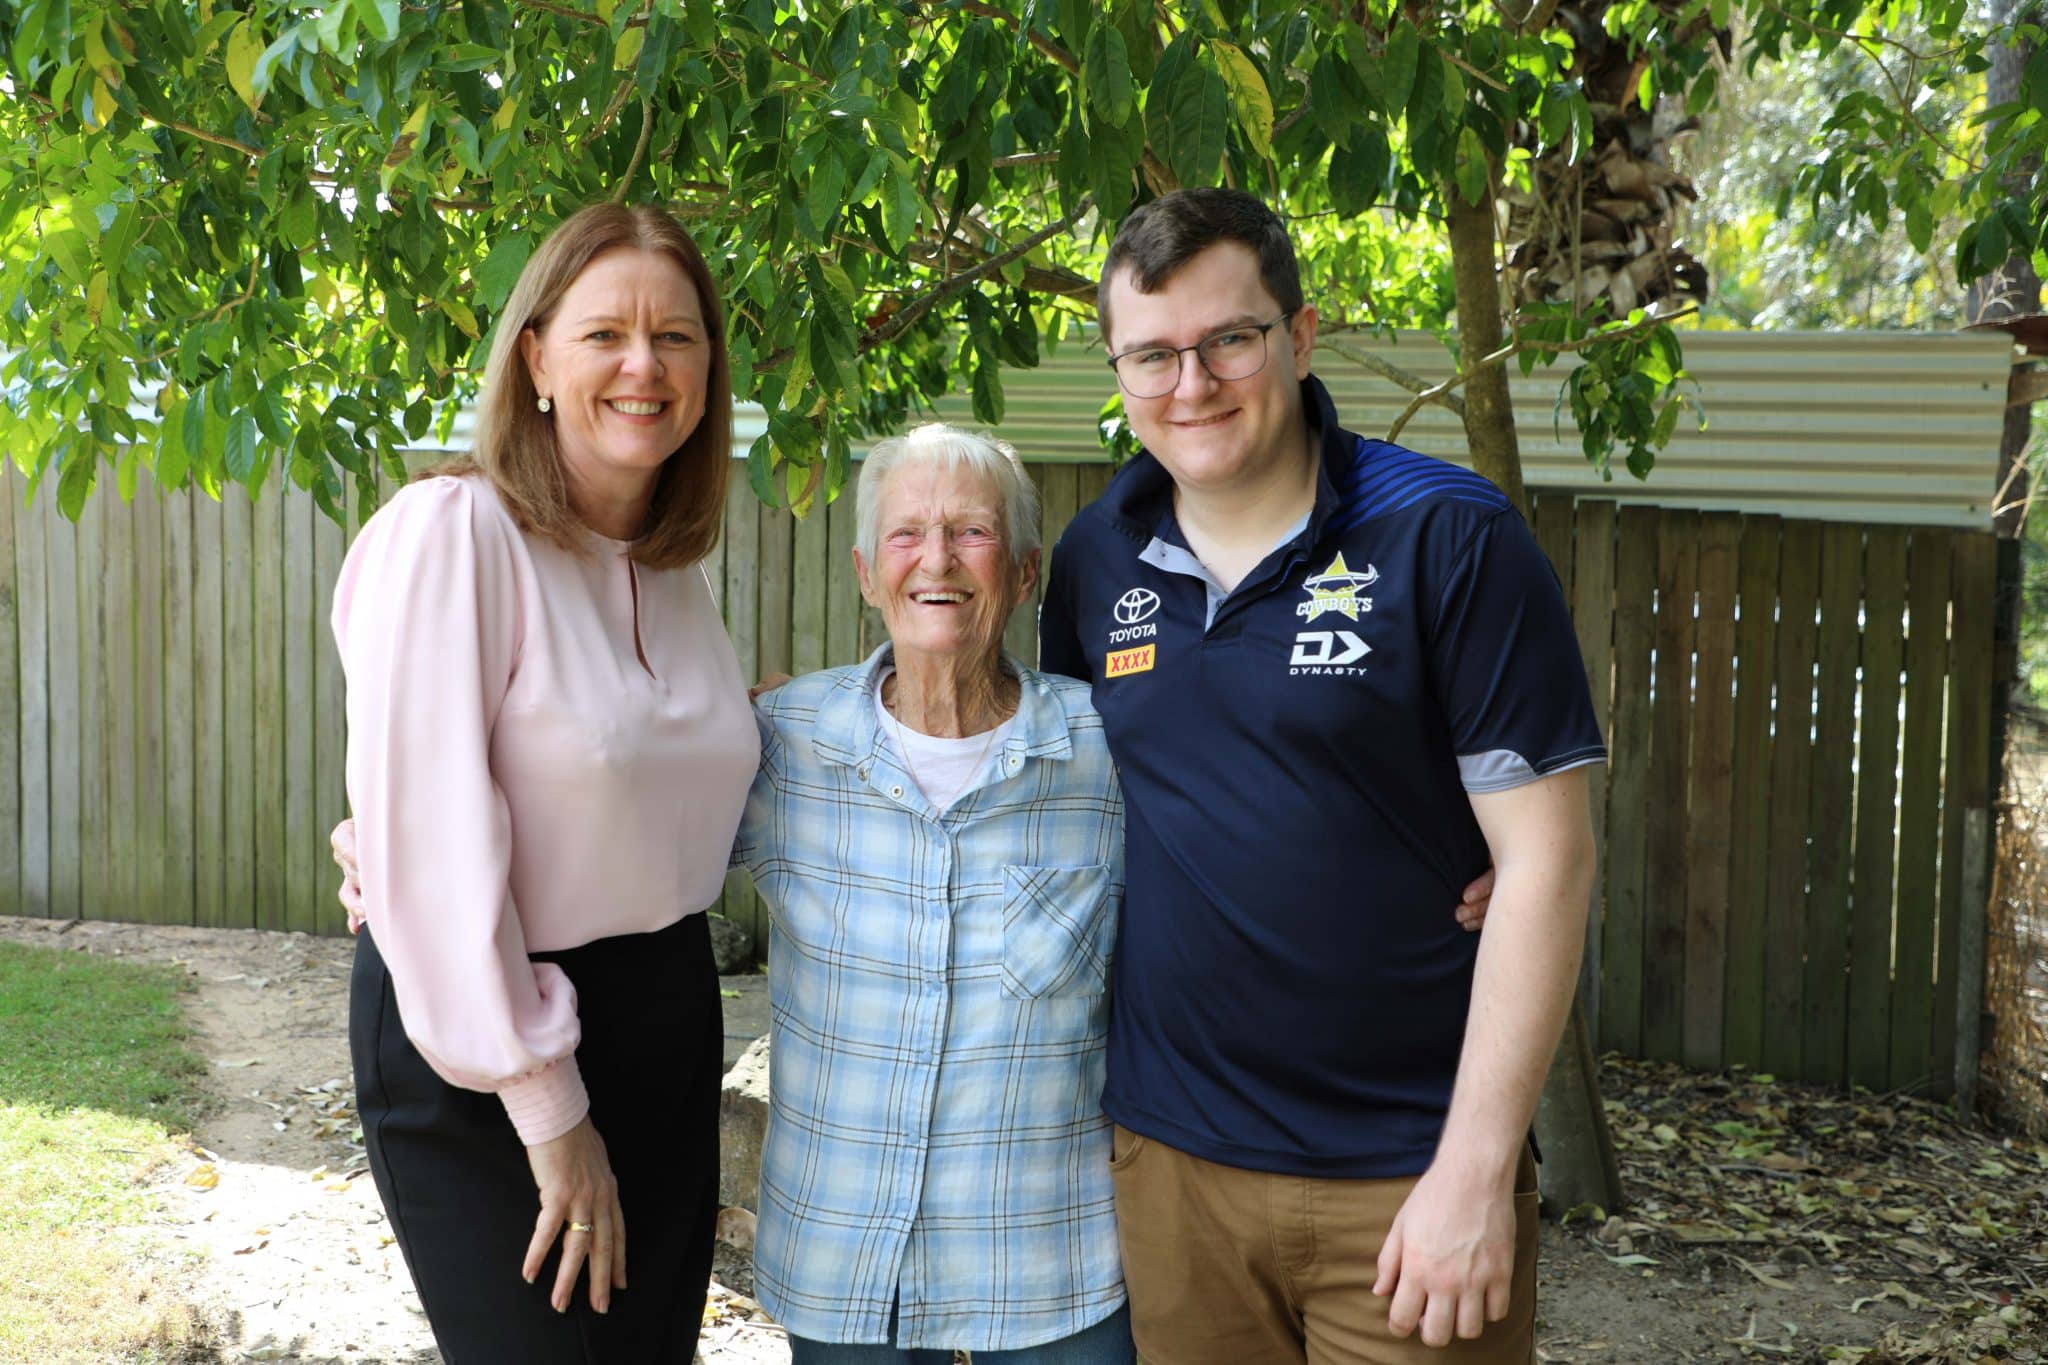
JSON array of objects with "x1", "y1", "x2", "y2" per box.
[
  {"x1": 1373, "y1": 1160, "x2": 1518, "y2": 1347},
  {"x1": 748, "y1": 672, "x2": 793, "y2": 701},
  {"x1": 1455, "y1": 865, "x2": 1496, "y2": 933},
  {"x1": 524, "y1": 1117, "x2": 628, "y2": 1314},
  {"x1": 330, "y1": 819, "x2": 363, "y2": 932}
]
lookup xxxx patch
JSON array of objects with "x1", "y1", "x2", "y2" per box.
[{"x1": 1105, "y1": 644, "x2": 1156, "y2": 678}]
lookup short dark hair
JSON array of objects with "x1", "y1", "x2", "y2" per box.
[{"x1": 1097, "y1": 189, "x2": 1304, "y2": 345}]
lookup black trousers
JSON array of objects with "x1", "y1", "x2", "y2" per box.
[{"x1": 351, "y1": 913, "x2": 723, "y2": 1364}]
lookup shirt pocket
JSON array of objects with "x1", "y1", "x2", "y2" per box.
[{"x1": 1000, "y1": 863, "x2": 1114, "y2": 999}]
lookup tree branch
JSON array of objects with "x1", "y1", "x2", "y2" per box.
[
  {"x1": 1497, "y1": 0, "x2": 1561, "y2": 33},
  {"x1": 1439, "y1": 48, "x2": 1508, "y2": 92},
  {"x1": 612, "y1": 97, "x2": 655, "y2": 202},
  {"x1": 865, "y1": 194, "x2": 1094, "y2": 350},
  {"x1": 140, "y1": 112, "x2": 261, "y2": 159},
  {"x1": 1385, "y1": 304, "x2": 1697, "y2": 443},
  {"x1": 952, "y1": 1, "x2": 1080, "y2": 74},
  {"x1": 206, "y1": 258, "x2": 263, "y2": 323},
  {"x1": 993, "y1": 151, "x2": 1062, "y2": 168},
  {"x1": 508, "y1": 0, "x2": 607, "y2": 26},
  {"x1": 1757, "y1": 2, "x2": 1985, "y2": 170},
  {"x1": 585, "y1": 74, "x2": 639, "y2": 146},
  {"x1": 1321, "y1": 339, "x2": 1467, "y2": 419}
]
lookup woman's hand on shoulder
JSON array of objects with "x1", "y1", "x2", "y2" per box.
[
  {"x1": 523, "y1": 1116, "x2": 628, "y2": 1314},
  {"x1": 330, "y1": 819, "x2": 364, "y2": 931},
  {"x1": 748, "y1": 672, "x2": 792, "y2": 701}
]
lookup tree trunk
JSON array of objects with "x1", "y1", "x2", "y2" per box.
[
  {"x1": 1447, "y1": 193, "x2": 1527, "y2": 513},
  {"x1": 1963, "y1": 0, "x2": 2041, "y2": 1120},
  {"x1": 1446, "y1": 182, "x2": 1626, "y2": 1213},
  {"x1": 1535, "y1": 996, "x2": 1625, "y2": 1211}
]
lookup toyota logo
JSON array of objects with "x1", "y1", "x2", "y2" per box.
[{"x1": 1114, "y1": 588, "x2": 1161, "y2": 625}]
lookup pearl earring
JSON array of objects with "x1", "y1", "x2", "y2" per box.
[{"x1": 537, "y1": 396, "x2": 552, "y2": 413}]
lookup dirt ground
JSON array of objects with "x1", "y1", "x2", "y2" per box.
[{"x1": 2, "y1": 912, "x2": 2042, "y2": 1364}]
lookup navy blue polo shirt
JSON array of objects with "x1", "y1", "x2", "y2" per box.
[{"x1": 1039, "y1": 375, "x2": 1605, "y2": 1178}]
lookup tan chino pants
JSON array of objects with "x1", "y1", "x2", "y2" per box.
[{"x1": 1109, "y1": 1125, "x2": 1539, "y2": 1365}]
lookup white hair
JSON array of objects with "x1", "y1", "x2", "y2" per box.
[{"x1": 855, "y1": 424, "x2": 1042, "y2": 568}]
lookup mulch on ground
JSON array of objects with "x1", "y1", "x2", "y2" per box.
[{"x1": 1568, "y1": 1054, "x2": 2048, "y2": 1362}]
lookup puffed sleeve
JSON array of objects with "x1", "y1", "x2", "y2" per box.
[{"x1": 332, "y1": 476, "x2": 589, "y2": 1145}]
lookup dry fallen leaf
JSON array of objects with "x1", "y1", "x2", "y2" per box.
[{"x1": 186, "y1": 1164, "x2": 220, "y2": 1190}]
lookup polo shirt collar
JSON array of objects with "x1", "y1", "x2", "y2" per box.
[{"x1": 808, "y1": 643, "x2": 1077, "y2": 769}]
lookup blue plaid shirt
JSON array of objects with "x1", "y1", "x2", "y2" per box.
[{"x1": 734, "y1": 647, "x2": 1126, "y2": 1350}]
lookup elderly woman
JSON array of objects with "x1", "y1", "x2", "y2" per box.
[
  {"x1": 733, "y1": 424, "x2": 1133, "y2": 1364},
  {"x1": 331, "y1": 203, "x2": 757, "y2": 1360}
]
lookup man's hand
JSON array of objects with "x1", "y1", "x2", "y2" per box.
[
  {"x1": 1455, "y1": 866, "x2": 1495, "y2": 932},
  {"x1": 1372, "y1": 1158, "x2": 1519, "y2": 1347}
]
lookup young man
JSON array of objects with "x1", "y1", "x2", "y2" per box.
[{"x1": 1040, "y1": 189, "x2": 1604, "y2": 1364}]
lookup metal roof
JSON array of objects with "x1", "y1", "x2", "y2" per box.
[
  {"x1": 918, "y1": 328, "x2": 2016, "y2": 529},
  {"x1": 415, "y1": 329, "x2": 2013, "y2": 528}
]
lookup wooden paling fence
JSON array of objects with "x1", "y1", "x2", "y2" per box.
[
  {"x1": 0, "y1": 467, "x2": 1998, "y2": 1096},
  {"x1": 1529, "y1": 494, "x2": 1998, "y2": 1099}
]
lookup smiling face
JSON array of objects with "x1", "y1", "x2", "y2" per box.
[
  {"x1": 519, "y1": 246, "x2": 711, "y2": 502},
  {"x1": 854, "y1": 461, "x2": 1037, "y2": 670},
  {"x1": 1104, "y1": 241, "x2": 1318, "y2": 496}
]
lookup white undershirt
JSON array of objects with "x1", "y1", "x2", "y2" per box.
[{"x1": 875, "y1": 673, "x2": 1015, "y2": 813}]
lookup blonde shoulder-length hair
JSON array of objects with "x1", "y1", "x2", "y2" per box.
[{"x1": 429, "y1": 203, "x2": 732, "y2": 569}]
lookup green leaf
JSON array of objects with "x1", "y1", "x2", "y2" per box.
[
  {"x1": 475, "y1": 232, "x2": 533, "y2": 311},
  {"x1": 224, "y1": 410, "x2": 260, "y2": 487},
  {"x1": 352, "y1": 0, "x2": 401, "y2": 44},
  {"x1": 1150, "y1": 45, "x2": 1230, "y2": 187},
  {"x1": 1210, "y1": 41, "x2": 1273, "y2": 162},
  {"x1": 280, "y1": 183, "x2": 318, "y2": 251},
  {"x1": 880, "y1": 155, "x2": 919, "y2": 253},
  {"x1": 1902, "y1": 199, "x2": 1933, "y2": 256},
  {"x1": 1088, "y1": 111, "x2": 1143, "y2": 220},
  {"x1": 2025, "y1": 44, "x2": 2048, "y2": 116},
  {"x1": 1084, "y1": 23, "x2": 1135, "y2": 128},
  {"x1": 250, "y1": 27, "x2": 302, "y2": 102},
  {"x1": 441, "y1": 297, "x2": 480, "y2": 340},
  {"x1": 1383, "y1": 20, "x2": 1419, "y2": 116},
  {"x1": 805, "y1": 149, "x2": 847, "y2": 237},
  {"x1": 970, "y1": 358, "x2": 1005, "y2": 424},
  {"x1": 46, "y1": 229, "x2": 92, "y2": 287},
  {"x1": 746, "y1": 432, "x2": 780, "y2": 507},
  {"x1": 1328, "y1": 128, "x2": 1389, "y2": 216},
  {"x1": 58, "y1": 446, "x2": 97, "y2": 521},
  {"x1": 225, "y1": 18, "x2": 264, "y2": 112},
  {"x1": 254, "y1": 386, "x2": 293, "y2": 446},
  {"x1": 1685, "y1": 65, "x2": 1718, "y2": 118},
  {"x1": 1453, "y1": 126, "x2": 1489, "y2": 206},
  {"x1": 614, "y1": 26, "x2": 645, "y2": 70}
]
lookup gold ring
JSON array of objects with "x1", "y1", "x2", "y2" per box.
[{"x1": 567, "y1": 1221, "x2": 594, "y2": 1233}]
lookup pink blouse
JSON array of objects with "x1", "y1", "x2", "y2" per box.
[{"x1": 332, "y1": 475, "x2": 758, "y2": 1144}]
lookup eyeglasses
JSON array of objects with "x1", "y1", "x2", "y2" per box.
[{"x1": 1106, "y1": 314, "x2": 1294, "y2": 399}]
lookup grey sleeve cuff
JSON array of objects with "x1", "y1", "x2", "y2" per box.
[{"x1": 1457, "y1": 747, "x2": 1608, "y2": 793}]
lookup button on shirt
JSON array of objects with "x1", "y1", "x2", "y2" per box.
[{"x1": 733, "y1": 647, "x2": 1126, "y2": 1350}]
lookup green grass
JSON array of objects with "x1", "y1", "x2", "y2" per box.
[{"x1": 0, "y1": 941, "x2": 214, "y2": 1362}]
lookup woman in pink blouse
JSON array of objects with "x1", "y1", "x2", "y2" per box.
[{"x1": 331, "y1": 204, "x2": 758, "y2": 1361}]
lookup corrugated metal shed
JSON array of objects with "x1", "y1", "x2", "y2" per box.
[
  {"x1": 920, "y1": 328, "x2": 2014, "y2": 529},
  {"x1": 418, "y1": 330, "x2": 2012, "y2": 528}
]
